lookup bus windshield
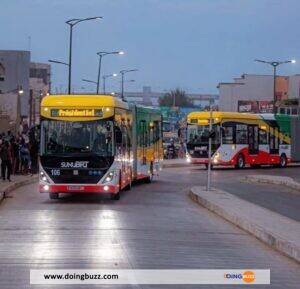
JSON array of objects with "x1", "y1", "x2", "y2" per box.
[
  {"x1": 41, "y1": 119, "x2": 114, "y2": 156},
  {"x1": 187, "y1": 124, "x2": 220, "y2": 145}
]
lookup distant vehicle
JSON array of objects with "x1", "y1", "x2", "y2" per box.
[
  {"x1": 39, "y1": 94, "x2": 163, "y2": 200},
  {"x1": 186, "y1": 111, "x2": 300, "y2": 168}
]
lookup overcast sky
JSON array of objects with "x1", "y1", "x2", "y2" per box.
[{"x1": 1, "y1": 0, "x2": 300, "y2": 93}]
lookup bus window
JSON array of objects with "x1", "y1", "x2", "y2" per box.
[
  {"x1": 222, "y1": 126, "x2": 234, "y2": 144},
  {"x1": 259, "y1": 129, "x2": 268, "y2": 144},
  {"x1": 187, "y1": 124, "x2": 220, "y2": 144},
  {"x1": 236, "y1": 124, "x2": 248, "y2": 144},
  {"x1": 279, "y1": 107, "x2": 285, "y2": 114},
  {"x1": 269, "y1": 126, "x2": 279, "y2": 153},
  {"x1": 292, "y1": 108, "x2": 298, "y2": 115}
]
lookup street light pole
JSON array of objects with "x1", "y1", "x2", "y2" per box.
[
  {"x1": 206, "y1": 97, "x2": 213, "y2": 191},
  {"x1": 96, "y1": 51, "x2": 124, "y2": 94},
  {"x1": 67, "y1": 24, "x2": 73, "y2": 94},
  {"x1": 120, "y1": 69, "x2": 138, "y2": 101},
  {"x1": 102, "y1": 73, "x2": 117, "y2": 94},
  {"x1": 82, "y1": 78, "x2": 98, "y2": 92},
  {"x1": 66, "y1": 16, "x2": 102, "y2": 94},
  {"x1": 255, "y1": 59, "x2": 296, "y2": 113}
]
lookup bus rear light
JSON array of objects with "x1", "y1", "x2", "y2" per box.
[{"x1": 103, "y1": 185, "x2": 109, "y2": 191}]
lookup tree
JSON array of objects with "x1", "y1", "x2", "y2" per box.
[{"x1": 158, "y1": 88, "x2": 194, "y2": 107}]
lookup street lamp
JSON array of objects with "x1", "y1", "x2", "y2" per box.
[
  {"x1": 82, "y1": 78, "x2": 97, "y2": 86},
  {"x1": 96, "y1": 51, "x2": 124, "y2": 94},
  {"x1": 254, "y1": 59, "x2": 296, "y2": 113},
  {"x1": 102, "y1": 73, "x2": 118, "y2": 94},
  {"x1": 66, "y1": 16, "x2": 102, "y2": 94},
  {"x1": 120, "y1": 69, "x2": 138, "y2": 100},
  {"x1": 48, "y1": 59, "x2": 69, "y2": 67}
]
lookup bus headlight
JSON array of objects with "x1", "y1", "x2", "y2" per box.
[
  {"x1": 213, "y1": 152, "x2": 220, "y2": 164},
  {"x1": 102, "y1": 171, "x2": 115, "y2": 183},
  {"x1": 40, "y1": 171, "x2": 50, "y2": 183}
]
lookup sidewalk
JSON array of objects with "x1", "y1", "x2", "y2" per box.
[
  {"x1": 0, "y1": 174, "x2": 38, "y2": 203},
  {"x1": 190, "y1": 186, "x2": 300, "y2": 263},
  {"x1": 244, "y1": 174, "x2": 300, "y2": 192}
]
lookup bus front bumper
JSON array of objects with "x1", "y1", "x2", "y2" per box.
[{"x1": 39, "y1": 183, "x2": 118, "y2": 194}]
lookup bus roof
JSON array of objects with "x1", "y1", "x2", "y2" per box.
[
  {"x1": 41, "y1": 94, "x2": 129, "y2": 110},
  {"x1": 187, "y1": 111, "x2": 261, "y2": 122}
]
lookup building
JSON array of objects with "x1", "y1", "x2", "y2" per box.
[
  {"x1": 0, "y1": 50, "x2": 51, "y2": 132},
  {"x1": 0, "y1": 50, "x2": 30, "y2": 119},
  {"x1": 217, "y1": 74, "x2": 295, "y2": 113},
  {"x1": 123, "y1": 86, "x2": 219, "y2": 109},
  {"x1": 29, "y1": 62, "x2": 51, "y2": 125}
]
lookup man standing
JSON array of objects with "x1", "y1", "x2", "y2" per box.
[{"x1": 0, "y1": 141, "x2": 12, "y2": 182}]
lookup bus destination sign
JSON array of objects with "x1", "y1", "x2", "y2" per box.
[{"x1": 51, "y1": 109, "x2": 103, "y2": 117}]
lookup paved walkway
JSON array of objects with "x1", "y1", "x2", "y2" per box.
[{"x1": 0, "y1": 174, "x2": 38, "y2": 202}]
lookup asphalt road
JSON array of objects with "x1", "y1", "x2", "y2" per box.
[{"x1": 0, "y1": 166, "x2": 299, "y2": 289}]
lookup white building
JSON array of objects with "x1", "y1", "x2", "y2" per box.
[
  {"x1": 218, "y1": 74, "x2": 295, "y2": 113},
  {"x1": 0, "y1": 50, "x2": 30, "y2": 118}
]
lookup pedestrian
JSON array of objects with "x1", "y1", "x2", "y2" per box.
[
  {"x1": 20, "y1": 139, "x2": 31, "y2": 175},
  {"x1": 0, "y1": 140, "x2": 12, "y2": 182}
]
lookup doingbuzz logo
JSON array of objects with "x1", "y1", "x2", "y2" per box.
[{"x1": 224, "y1": 271, "x2": 255, "y2": 283}]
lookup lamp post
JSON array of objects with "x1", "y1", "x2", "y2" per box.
[
  {"x1": 48, "y1": 60, "x2": 69, "y2": 92},
  {"x1": 120, "y1": 69, "x2": 138, "y2": 100},
  {"x1": 82, "y1": 79, "x2": 98, "y2": 92},
  {"x1": 255, "y1": 59, "x2": 296, "y2": 113},
  {"x1": 206, "y1": 97, "x2": 213, "y2": 191},
  {"x1": 102, "y1": 73, "x2": 117, "y2": 94},
  {"x1": 66, "y1": 16, "x2": 102, "y2": 94},
  {"x1": 96, "y1": 51, "x2": 124, "y2": 94}
]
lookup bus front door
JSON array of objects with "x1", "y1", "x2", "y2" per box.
[{"x1": 248, "y1": 125, "x2": 259, "y2": 155}]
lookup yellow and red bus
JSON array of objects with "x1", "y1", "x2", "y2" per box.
[
  {"x1": 186, "y1": 111, "x2": 300, "y2": 168},
  {"x1": 39, "y1": 94, "x2": 163, "y2": 200}
]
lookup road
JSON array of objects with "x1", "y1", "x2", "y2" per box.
[{"x1": 0, "y1": 166, "x2": 299, "y2": 289}]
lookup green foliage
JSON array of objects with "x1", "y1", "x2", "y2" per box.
[{"x1": 158, "y1": 88, "x2": 194, "y2": 107}]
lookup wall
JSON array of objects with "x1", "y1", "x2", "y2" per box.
[{"x1": 0, "y1": 50, "x2": 30, "y2": 117}]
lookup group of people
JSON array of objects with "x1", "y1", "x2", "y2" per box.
[{"x1": 0, "y1": 126, "x2": 38, "y2": 182}]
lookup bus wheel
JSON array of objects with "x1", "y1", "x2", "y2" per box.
[
  {"x1": 279, "y1": 154, "x2": 287, "y2": 168},
  {"x1": 49, "y1": 193, "x2": 59, "y2": 200},
  {"x1": 235, "y1": 154, "x2": 245, "y2": 169}
]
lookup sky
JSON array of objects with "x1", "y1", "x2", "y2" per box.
[{"x1": 1, "y1": 0, "x2": 300, "y2": 94}]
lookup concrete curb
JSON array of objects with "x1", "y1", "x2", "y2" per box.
[
  {"x1": 189, "y1": 187, "x2": 300, "y2": 263},
  {"x1": 244, "y1": 175, "x2": 300, "y2": 192},
  {"x1": 0, "y1": 175, "x2": 38, "y2": 204}
]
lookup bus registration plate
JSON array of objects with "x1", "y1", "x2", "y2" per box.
[
  {"x1": 67, "y1": 185, "x2": 84, "y2": 191},
  {"x1": 195, "y1": 146, "x2": 207, "y2": 151}
]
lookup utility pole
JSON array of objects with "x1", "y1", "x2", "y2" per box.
[{"x1": 206, "y1": 97, "x2": 213, "y2": 191}]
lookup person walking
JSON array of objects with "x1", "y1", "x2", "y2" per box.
[{"x1": 0, "y1": 141, "x2": 12, "y2": 181}]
